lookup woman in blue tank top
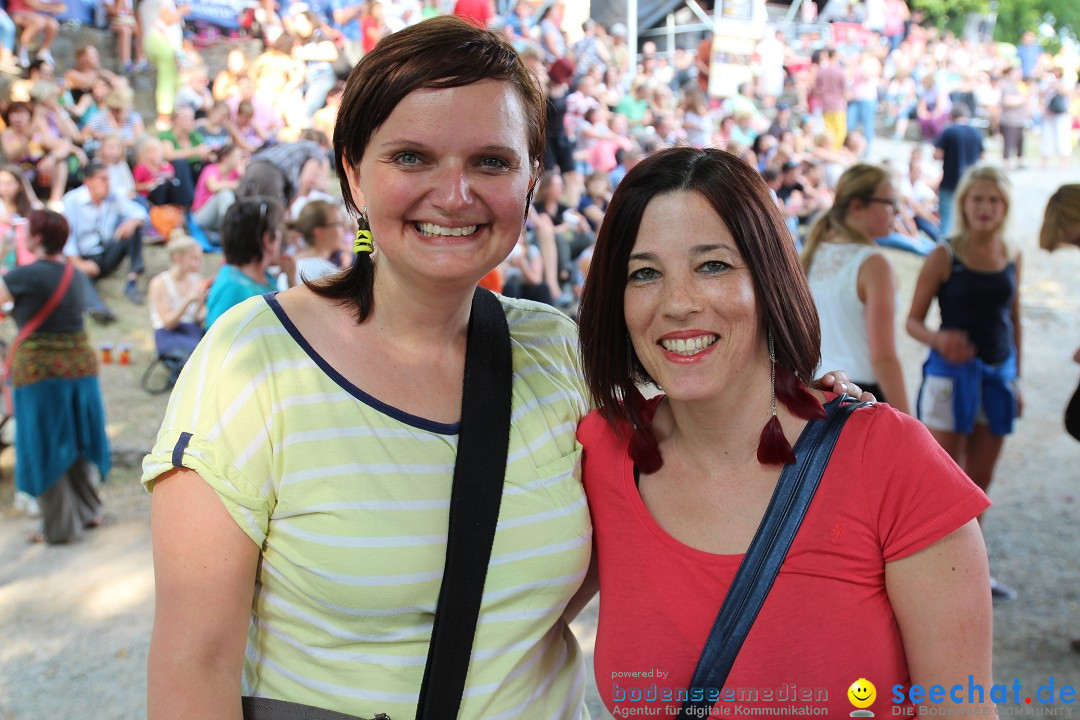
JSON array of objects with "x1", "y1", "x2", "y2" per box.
[{"x1": 906, "y1": 164, "x2": 1020, "y2": 603}]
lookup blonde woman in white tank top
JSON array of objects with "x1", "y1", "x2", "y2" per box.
[
  {"x1": 802, "y1": 163, "x2": 911, "y2": 414},
  {"x1": 147, "y1": 233, "x2": 208, "y2": 359}
]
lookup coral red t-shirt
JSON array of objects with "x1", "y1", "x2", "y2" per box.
[{"x1": 579, "y1": 399, "x2": 989, "y2": 717}]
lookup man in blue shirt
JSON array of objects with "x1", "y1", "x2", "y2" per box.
[
  {"x1": 61, "y1": 161, "x2": 149, "y2": 321},
  {"x1": 1016, "y1": 31, "x2": 1042, "y2": 80},
  {"x1": 934, "y1": 103, "x2": 983, "y2": 238}
]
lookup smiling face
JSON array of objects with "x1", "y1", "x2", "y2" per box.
[
  {"x1": 343, "y1": 79, "x2": 535, "y2": 291},
  {"x1": 962, "y1": 178, "x2": 1007, "y2": 236},
  {"x1": 623, "y1": 191, "x2": 764, "y2": 402},
  {"x1": 847, "y1": 679, "x2": 876, "y2": 709}
]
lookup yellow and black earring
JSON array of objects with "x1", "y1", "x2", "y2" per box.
[{"x1": 354, "y1": 206, "x2": 373, "y2": 254}]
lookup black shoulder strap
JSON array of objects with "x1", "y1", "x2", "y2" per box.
[
  {"x1": 416, "y1": 287, "x2": 513, "y2": 719},
  {"x1": 678, "y1": 395, "x2": 869, "y2": 719}
]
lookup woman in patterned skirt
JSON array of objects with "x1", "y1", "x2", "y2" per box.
[{"x1": 0, "y1": 209, "x2": 111, "y2": 544}]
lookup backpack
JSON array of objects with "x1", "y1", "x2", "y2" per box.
[{"x1": 1048, "y1": 93, "x2": 1068, "y2": 115}]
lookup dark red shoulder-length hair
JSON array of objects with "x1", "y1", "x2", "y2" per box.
[
  {"x1": 577, "y1": 147, "x2": 820, "y2": 434},
  {"x1": 28, "y1": 209, "x2": 70, "y2": 256}
]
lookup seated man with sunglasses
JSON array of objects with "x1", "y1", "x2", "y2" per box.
[{"x1": 205, "y1": 197, "x2": 285, "y2": 330}]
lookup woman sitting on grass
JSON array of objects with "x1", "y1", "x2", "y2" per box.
[{"x1": 148, "y1": 232, "x2": 208, "y2": 367}]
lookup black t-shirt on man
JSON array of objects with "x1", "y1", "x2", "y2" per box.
[{"x1": 935, "y1": 122, "x2": 983, "y2": 191}]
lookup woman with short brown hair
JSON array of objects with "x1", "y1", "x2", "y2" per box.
[{"x1": 145, "y1": 17, "x2": 584, "y2": 719}]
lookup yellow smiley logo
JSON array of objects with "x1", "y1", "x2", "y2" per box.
[{"x1": 848, "y1": 678, "x2": 877, "y2": 709}]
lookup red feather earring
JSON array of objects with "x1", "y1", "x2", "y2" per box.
[
  {"x1": 625, "y1": 334, "x2": 663, "y2": 473},
  {"x1": 757, "y1": 332, "x2": 796, "y2": 465},
  {"x1": 757, "y1": 332, "x2": 825, "y2": 465},
  {"x1": 627, "y1": 384, "x2": 663, "y2": 473}
]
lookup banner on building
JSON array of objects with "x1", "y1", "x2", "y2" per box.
[{"x1": 708, "y1": 0, "x2": 767, "y2": 98}]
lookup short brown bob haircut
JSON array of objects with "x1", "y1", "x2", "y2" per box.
[
  {"x1": 29, "y1": 209, "x2": 71, "y2": 256},
  {"x1": 311, "y1": 16, "x2": 546, "y2": 322},
  {"x1": 578, "y1": 147, "x2": 821, "y2": 432}
]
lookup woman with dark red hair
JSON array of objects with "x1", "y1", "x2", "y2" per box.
[
  {"x1": 575, "y1": 147, "x2": 993, "y2": 718},
  {"x1": 0, "y1": 209, "x2": 110, "y2": 544}
]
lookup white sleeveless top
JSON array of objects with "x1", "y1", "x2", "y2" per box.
[
  {"x1": 294, "y1": 255, "x2": 338, "y2": 284},
  {"x1": 807, "y1": 242, "x2": 882, "y2": 383},
  {"x1": 150, "y1": 270, "x2": 203, "y2": 330}
]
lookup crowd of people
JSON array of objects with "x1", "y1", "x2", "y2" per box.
[
  {"x1": 0, "y1": 1, "x2": 1074, "y2": 317},
  {"x1": 0, "y1": 1, "x2": 1078, "y2": 716},
  {"x1": 0, "y1": 2, "x2": 1074, "y2": 294}
]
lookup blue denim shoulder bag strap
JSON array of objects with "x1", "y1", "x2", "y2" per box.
[{"x1": 678, "y1": 395, "x2": 870, "y2": 719}]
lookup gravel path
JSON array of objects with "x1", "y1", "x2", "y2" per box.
[{"x1": 1, "y1": 140, "x2": 1078, "y2": 719}]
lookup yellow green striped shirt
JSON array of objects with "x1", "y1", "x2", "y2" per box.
[{"x1": 142, "y1": 293, "x2": 592, "y2": 720}]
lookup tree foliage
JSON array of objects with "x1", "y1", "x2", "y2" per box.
[
  {"x1": 992, "y1": 0, "x2": 1080, "y2": 42},
  {"x1": 910, "y1": 0, "x2": 1079, "y2": 43},
  {"x1": 911, "y1": 0, "x2": 989, "y2": 35}
]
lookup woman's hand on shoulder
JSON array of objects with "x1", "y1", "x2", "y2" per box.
[{"x1": 812, "y1": 371, "x2": 875, "y2": 403}]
